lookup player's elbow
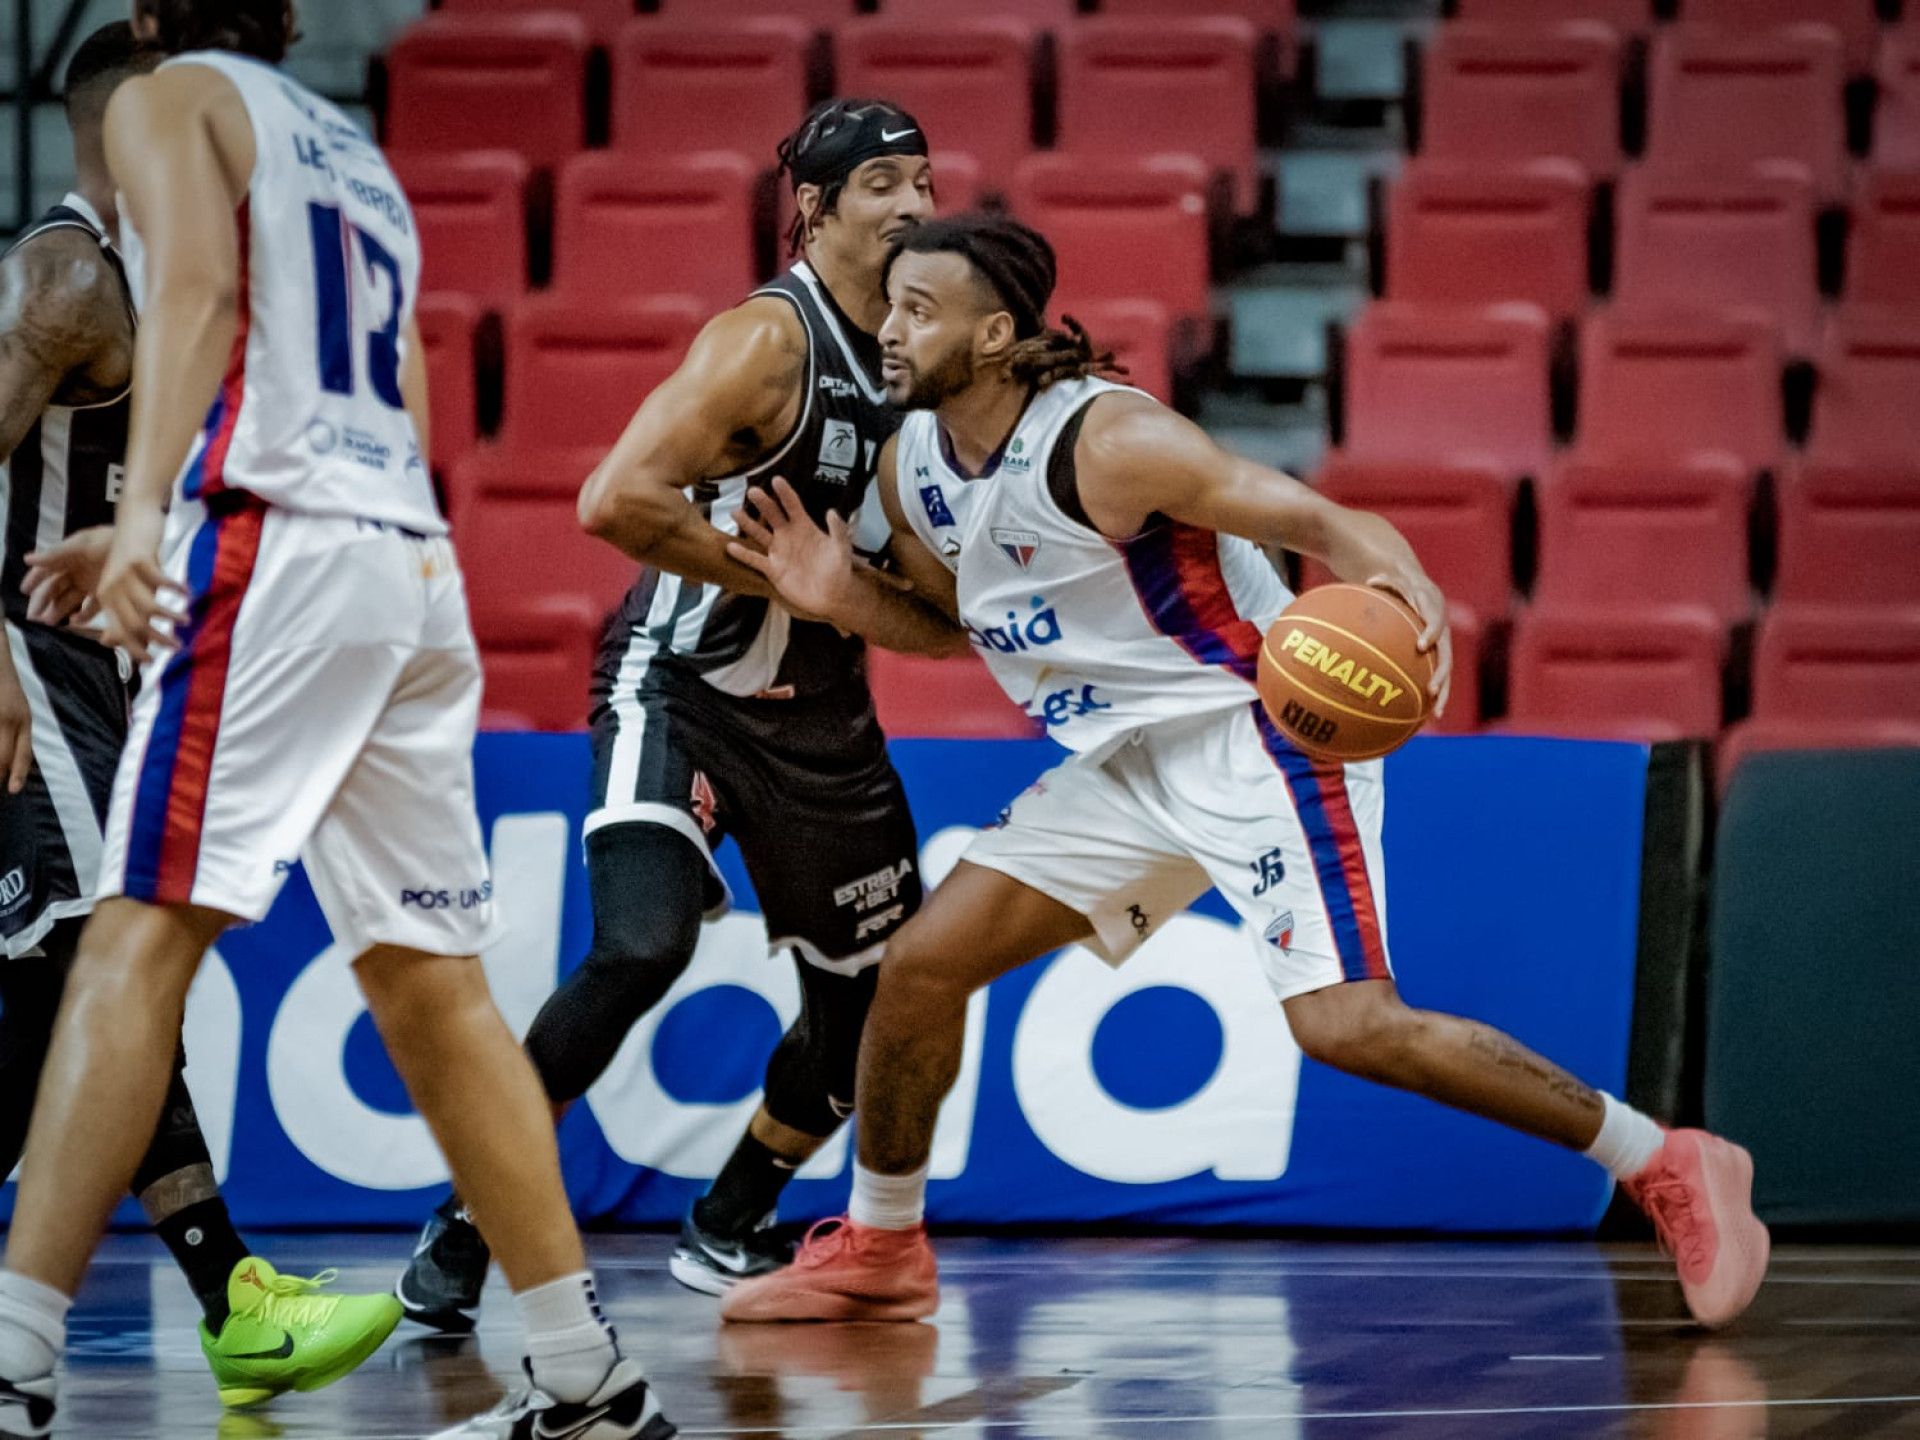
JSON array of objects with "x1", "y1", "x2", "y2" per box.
[{"x1": 578, "y1": 463, "x2": 671, "y2": 558}]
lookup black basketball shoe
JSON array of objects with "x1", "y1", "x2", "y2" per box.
[
  {"x1": 396, "y1": 1196, "x2": 490, "y2": 1333},
  {"x1": 667, "y1": 1208, "x2": 795, "y2": 1296},
  {"x1": 429, "y1": 1357, "x2": 675, "y2": 1439},
  {"x1": 0, "y1": 1374, "x2": 55, "y2": 1439}
]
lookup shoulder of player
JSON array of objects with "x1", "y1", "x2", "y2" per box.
[
  {"x1": 0, "y1": 228, "x2": 123, "y2": 366},
  {"x1": 105, "y1": 66, "x2": 252, "y2": 180},
  {"x1": 1072, "y1": 389, "x2": 1199, "y2": 475},
  {"x1": 681, "y1": 296, "x2": 808, "y2": 414}
]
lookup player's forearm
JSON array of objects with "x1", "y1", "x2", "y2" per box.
[
  {"x1": 1302, "y1": 505, "x2": 1422, "y2": 586},
  {"x1": 580, "y1": 465, "x2": 780, "y2": 598},
  {"x1": 121, "y1": 279, "x2": 238, "y2": 516},
  {"x1": 820, "y1": 569, "x2": 970, "y2": 658}
]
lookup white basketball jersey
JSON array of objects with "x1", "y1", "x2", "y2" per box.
[
  {"x1": 896, "y1": 377, "x2": 1292, "y2": 750},
  {"x1": 121, "y1": 53, "x2": 443, "y2": 534}
]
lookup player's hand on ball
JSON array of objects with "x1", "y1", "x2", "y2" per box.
[
  {"x1": 22, "y1": 525, "x2": 114, "y2": 628},
  {"x1": 727, "y1": 476, "x2": 858, "y2": 621},
  {"x1": 1364, "y1": 570, "x2": 1452, "y2": 719},
  {"x1": 97, "y1": 506, "x2": 187, "y2": 666}
]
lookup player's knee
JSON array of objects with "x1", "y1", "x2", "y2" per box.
[{"x1": 1286, "y1": 982, "x2": 1421, "y2": 1079}]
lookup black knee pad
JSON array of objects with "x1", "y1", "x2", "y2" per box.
[
  {"x1": 523, "y1": 824, "x2": 708, "y2": 1104},
  {"x1": 129, "y1": 1048, "x2": 214, "y2": 1198},
  {"x1": 761, "y1": 961, "x2": 876, "y2": 1138}
]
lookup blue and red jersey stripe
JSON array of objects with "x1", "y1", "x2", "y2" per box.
[
  {"x1": 182, "y1": 200, "x2": 251, "y2": 502},
  {"x1": 1117, "y1": 519, "x2": 1265, "y2": 681},
  {"x1": 120, "y1": 501, "x2": 266, "y2": 905},
  {"x1": 1253, "y1": 703, "x2": 1391, "y2": 983}
]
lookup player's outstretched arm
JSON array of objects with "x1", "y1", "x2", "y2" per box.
[
  {"x1": 578, "y1": 299, "x2": 808, "y2": 600},
  {"x1": 101, "y1": 66, "x2": 254, "y2": 661},
  {"x1": 727, "y1": 436, "x2": 969, "y2": 658},
  {"x1": 1077, "y1": 393, "x2": 1451, "y2": 708}
]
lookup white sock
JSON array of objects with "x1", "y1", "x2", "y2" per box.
[
  {"x1": 1583, "y1": 1093, "x2": 1667, "y2": 1181},
  {"x1": 515, "y1": 1272, "x2": 619, "y2": 1404},
  {"x1": 849, "y1": 1162, "x2": 929, "y2": 1231},
  {"x1": 0, "y1": 1272, "x2": 68, "y2": 1382}
]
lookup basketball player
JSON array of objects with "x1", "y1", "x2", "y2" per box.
[
  {"x1": 0, "y1": 4, "x2": 671, "y2": 1438},
  {"x1": 0, "y1": 21, "x2": 403, "y2": 1411},
  {"x1": 718, "y1": 214, "x2": 1771, "y2": 1330},
  {"x1": 399, "y1": 97, "x2": 955, "y2": 1323}
]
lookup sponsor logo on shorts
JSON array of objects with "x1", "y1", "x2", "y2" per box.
[
  {"x1": 0, "y1": 867, "x2": 25, "y2": 912},
  {"x1": 400, "y1": 882, "x2": 493, "y2": 911},
  {"x1": 1029, "y1": 683, "x2": 1110, "y2": 730},
  {"x1": 967, "y1": 597, "x2": 1064, "y2": 655},
  {"x1": 1250, "y1": 847, "x2": 1286, "y2": 898},
  {"x1": 854, "y1": 903, "x2": 906, "y2": 941},
  {"x1": 690, "y1": 772, "x2": 719, "y2": 834},
  {"x1": 834, "y1": 859, "x2": 914, "y2": 914},
  {"x1": 1264, "y1": 911, "x2": 1294, "y2": 952}
]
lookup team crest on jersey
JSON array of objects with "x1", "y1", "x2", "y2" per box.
[
  {"x1": 992, "y1": 528, "x2": 1040, "y2": 569},
  {"x1": 1263, "y1": 911, "x2": 1294, "y2": 952}
]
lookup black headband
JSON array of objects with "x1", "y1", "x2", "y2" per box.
[{"x1": 784, "y1": 102, "x2": 929, "y2": 191}]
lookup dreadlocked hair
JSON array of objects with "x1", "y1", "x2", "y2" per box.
[
  {"x1": 134, "y1": 0, "x2": 297, "y2": 61},
  {"x1": 1008, "y1": 313, "x2": 1127, "y2": 389},
  {"x1": 887, "y1": 214, "x2": 1127, "y2": 390}
]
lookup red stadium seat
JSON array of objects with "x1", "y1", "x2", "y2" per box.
[
  {"x1": 1773, "y1": 464, "x2": 1920, "y2": 610},
  {"x1": 1646, "y1": 24, "x2": 1848, "y2": 201},
  {"x1": 390, "y1": 151, "x2": 528, "y2": 312},
  {"x1": 553, "y1": 152, "x2": 756, "y2": 312},
  {"x1": 1848, "y1": 170, "x2": 1920, "y2": 310},
  {"x1": 1614, "y1": 165, "x2": 1820, "y2": 355},
  {"x1": 1339, "y1": 302, "x2": 1554, "y2": 481},
  {"x1": 454, "y1": 449, "x2": 634, "y2": 604},
  {"x1": 1453, "y1": 0, "x2": 1650, "y2": 32},
  {"x1": 1506, "y1": 607, "x2": 1725, "y2": 740},
  {"x1": 836, "y1": 21, "x2": 1035, "y2": 190},
  {"x1": 1308, "y1": 460, "x2": 1513, "y2": 625},
  {"x1": 1012, "y1": 154, "x2": 1212, "y2": 324},
  {"x1": 436, "y1": 0, "x2": 635, "y2": 47},
  {"x1": 610, "y1": 18, "x2": 810, "y2": 168},
  {"x1": 1575, "y1": 309, "x2": 1784, "y2": 470},
  {"x1": 1069, "y1": 300, "x2": 1174, "y2": 404},
  {"x1": 1097, "y1": 0, "x2": 1296, "y2": 67},
  {"x1": 1678, "y1": 0, "x2": 1880, "y2": 73},
  {"x1": 500, "y1": 296, "x2": 704, "y2": 454},
  {"x1": 1385, "y1": 158, "x2": 1591, "y2": 320},
  {"x1": 1876, "y1": 31, "x2": 1920, "y2": 171},
  {"x1": 877, "y1": 0, "x2": 1076, "y2": 30},
  {"x1": 1533, "y1": 456, "x2": 1754, "y2": 631},
  {"x1": 868, "y1": 650, "x2": 1038, "y2": 739},
  {"x1": 1808, "y1": 309, "x2": 1920, "y2": 467},
  {"x1": 414, "y1": 293, "x2": 480, "y2": 480},
  {"x1": 1056, "y1": 18, "x2": 1260, "y2": 213},
  {"x1": 384, "y1": 14, "x2": 589, "y2": 169},
  {"x1": 1748, "y1": 606, "x2": 1920, "y2": 722},
  {"x1": 1421, "y1": 23, "x2": 1624, "y2": 179},
  {"x1": 478, "y1": 608, "x2": 605, "y2": 731},
  {"x1": 652, "y1": 0, "x2": 853, "y2": 22}
]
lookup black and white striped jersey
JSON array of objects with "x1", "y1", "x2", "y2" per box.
[
  {"x1": 0, "y1": 195, "x2": 133, "y2": 629},
  {"x1": 596, "y1": 262, "x2": 902, "y2": 702}
]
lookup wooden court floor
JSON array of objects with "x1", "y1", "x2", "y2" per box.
[{"x1": 44, "y1": 1232, "x2": 1920, "y2": 1438}]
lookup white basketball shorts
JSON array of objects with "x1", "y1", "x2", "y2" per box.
[
  {"x1": 964, "y1": 701, "x2": 1392, "y2": 1001},
  {"x1": 98, "y1": 497, "x2": 497, "y2": 956}
]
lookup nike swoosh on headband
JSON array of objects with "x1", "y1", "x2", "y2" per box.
[{"x1": 880, "y1": 127, "x2": 918, "y2": 142}]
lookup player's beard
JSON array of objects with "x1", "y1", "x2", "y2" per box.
[{"x1": 892, "y1": 340, "x2": 975, "y2": 410}]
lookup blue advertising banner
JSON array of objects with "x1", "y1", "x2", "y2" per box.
[{"x1": 7, "y1": 734, "x2": 1648, "y2": 1234}]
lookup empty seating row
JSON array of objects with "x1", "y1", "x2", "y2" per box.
[
  {"x1": 1387, "y1": 163, "x2": 1920, "y2": 334},
  {"x1": 1422, "y1": 22, "x2": 1920, "y2": 186},
  {"x1": 388, "y1": 13, "x2": 1265, "y2": 203},
  {"x1": 1455, "y1": 0, "x2": 1888, "y2": 69},
  {"x1": 1338, "y1": 303, "x2": 1920, "y2": 481}
]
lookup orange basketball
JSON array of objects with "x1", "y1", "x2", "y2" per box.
[{"x1": 1257, "y1": 583, "x2": 1434, "y2": 763}]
